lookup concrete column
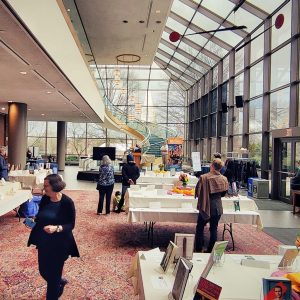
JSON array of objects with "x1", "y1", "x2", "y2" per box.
[
  {"x1": 57, "y1": 121, "x2": 66, "y2": 171},
  {"x1": 8, "y1": 102, "x2": 27, "y2": 168}
]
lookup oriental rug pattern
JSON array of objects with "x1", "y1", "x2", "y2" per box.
[{"x1": 0, "y1": 190, "x2": 281, "y2": 300}]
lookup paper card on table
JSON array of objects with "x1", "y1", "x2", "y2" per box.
[
  {"x1": 146, "y1": 185, "x2": 155, "y2": 191},
  {"x1": 151, "y1": 275, "x2": 171, "y2": 290},
  {"x1": 278, "y1": 249, "x2": 299, "y2": 268},
  {"x1": 157, "y1": 189, "x2": 167, "y2": 196},
  {"x1": 149, "y1": 202, "x2": 161, "y2": 209},
  {"x1": 193, "y1": 277, "x2": 222, "y2": 300},
  {"x1": 181, "y1": 202, "x2": 193, "y2": 210},
  {"x1": 141, "y1": 247, "x2": 161, "y2": 261},
  {"x1": 241, "y1": 259, "x2": 270, "y2": 269},
  {"x1": 262, "y1": 277, "x2": 292, "y2": 300}
]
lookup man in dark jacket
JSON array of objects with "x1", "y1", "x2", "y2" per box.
[
  {"x1": 116, "y1": 154, "x2": 140, "y2": 213},
  {"x1": 0, "y1": 147, "x2": 9, "y2": 181}
]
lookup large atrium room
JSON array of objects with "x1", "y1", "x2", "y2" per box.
[{"x1": 0, "y1": 0, "x2": 300, "y2": 299}]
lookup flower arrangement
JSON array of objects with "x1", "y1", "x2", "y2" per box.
[
  {"x1": 179, "y1": 173, "x2": 189, "y2": 187},
  {"x1": 172, "y1": 186, "x2": 195, "y2": 196}
]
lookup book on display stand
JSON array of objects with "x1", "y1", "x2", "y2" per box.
[
  {"x1": 278, "y1": 248, "x2": 299, "y2": 269},
  {"x1": 201, "y1": 241, "x2": 228, "y2": 279},
  {"x1": 193, "y1": 277, "x2": 222, "y2": 300},
  {"x1": 174, "y1": 233, "x2": 195, "y2": 261},
  {"x1": 192, "y1": 241, "x2": 228, "y2": 300},
  {"x1": 160, "y1": 241, "x2": 178, "y2": 272},
  {"x1": 262, "y1": 278, "x2": 292, "y2": 300},
  {"x1": 169, "y1": 257, "x2": 193, "y2": 300}
]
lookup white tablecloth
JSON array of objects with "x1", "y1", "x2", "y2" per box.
[
  {"x1": 137, "y1": 172, "x2": 198, "y2": 186},
  {"x1": 127, "y1": 190, "x2": 258, "y2": 212},
  {"x1": 9, "y1": 170, "x2": 52, "y2": 188},
  {"x1": 131, "y1": 251, "x2": 294, "y2": 300},
  {"x1": 0, "y1": 190, "x2": 32, "y2": 216},
  {"x1": 0, "y1": 182, "x2": 22, "y2": 195},
  {"x1": 128, "y1": 208, "x2": 263, "y2": 229}
]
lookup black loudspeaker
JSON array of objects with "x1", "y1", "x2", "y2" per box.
[
  {"x1": 221, "y1": 102, "x2": 228, "y2": 113},
  {"x1": 235, "y1": 95, "x2": 243, "y2": 108}
]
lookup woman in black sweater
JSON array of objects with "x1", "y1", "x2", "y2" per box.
[{"x1": 28, "y1": 174, "x2": 79, "y2": 300}]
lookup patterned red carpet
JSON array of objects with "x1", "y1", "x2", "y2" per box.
[{"x1": 0, "y1": 190, "x2": 281, "y2": 300}]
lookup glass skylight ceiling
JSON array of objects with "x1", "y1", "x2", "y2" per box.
[{"x1": 155, "y1": 0, "x2": 286, "y2": 89}]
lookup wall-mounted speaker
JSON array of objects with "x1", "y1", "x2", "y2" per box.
[
  {"x1": 235, "y1": 95, "x2": 243, "y2": 108},
  {"x1": 221, "y1": 102, "x2": 228, "y2": 113}
]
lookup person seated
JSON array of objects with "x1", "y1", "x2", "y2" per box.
[{"x1": 112, "y1": 191, "x2": 122, "y2": 211}]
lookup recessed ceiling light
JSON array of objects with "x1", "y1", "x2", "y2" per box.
[
  {"x1": 72, "y1": 109, "x2": 77, "y2": 112},
  {"x1": 1, "y1": 108, "x2": 5, "y2": 111},
  {"x1": 46, "y1": 91, "x2": 52, "y2": 94},
  {"x1": 156, "y1": 20, "x2": 161, "y2": 24},
  {"x1": 28, "y1": 108, "x2": 32, "y2": 111},
  {"x1": 19, "y1": 71, "x2": 27, "y2": 75},
  {"x1": 156, "y1": 10, "x2": 161, "y2": 13},
  {"x1": 67, "y1": 8, "x2": 71, "y2": 12},
  {"x1": 123, "y1": 20, "x2": 128, "y2": 23},
  {"x1": 8, "y1": 101, "x2": 13, "y2": 103},
  {"x1": 41, "y1": 113, "x2": 45, "y2": 116}
]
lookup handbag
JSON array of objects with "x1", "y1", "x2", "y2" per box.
[{"x1": 96, "y1": 182, "x2": 102, "y2": 190}]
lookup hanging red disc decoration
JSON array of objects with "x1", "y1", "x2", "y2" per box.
[
  {"x1": 169, "y1": 31, "x2": 181, "y2": 42},
  {"x1": 275, "y1": 14, "x2": 284, "y2": 29}
]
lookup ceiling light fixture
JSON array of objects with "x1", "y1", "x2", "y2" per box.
[
  {"x1": 155, "y1": 10, "x2": 160, "y2": 14},
  {"x1": 1, "y1": 108, "x2": 5, "y2": 111},
  {"x1": 67, "y1": 8, "x2": 71, "y2": 12},
  {"x1": 46, "y1": 91, "x2": 52, "y2": 94},
  {"x1": 28, "y1": 108, "x2": 32, "y2": 111},
  {"x1": 8, "y1": 101, "x2": 13, "y2": 103},
  {"x1": 41, "y1": 113, "x2": 45, "y2": 116},
  {"x1": 19, "y1": 71, "x2": 27, "y2": 75}
]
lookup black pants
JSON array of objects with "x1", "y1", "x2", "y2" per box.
[
  {"x1": 97, "y1": 184, "x2": 114, "y2": 214},
  {"x1": 117, "y1": 185, "x2": 129, "y2": 212},
  {"x1": 195, "y1": 214, "x2": 221, "y2": 252},
  {"x1": 38, "y1": 248, "x2": 66, "y2": 300}
]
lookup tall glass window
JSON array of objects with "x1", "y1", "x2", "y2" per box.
[
  {"x1": 249, "y1": 134, "x2": 262, "y2": 166},
  {"x1": 271, "y1": 45, "x2": 291, "y2": 90},
  {"x1": 250, "y1": 61, "x2": 263, "y2": 98},
  {"x1": 249, "y1": 97, "x2": 263, "y2": 133},
  {"x1": 270, "y1": 88, "x2": 290, "y2": 130}
]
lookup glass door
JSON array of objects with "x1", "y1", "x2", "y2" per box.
[
  {"x1": 279, "y1": 141, "x2": 292, "y2": 200},
  {"x1": 277, "y1": 139, "x2": 300, "y2": 201}
]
